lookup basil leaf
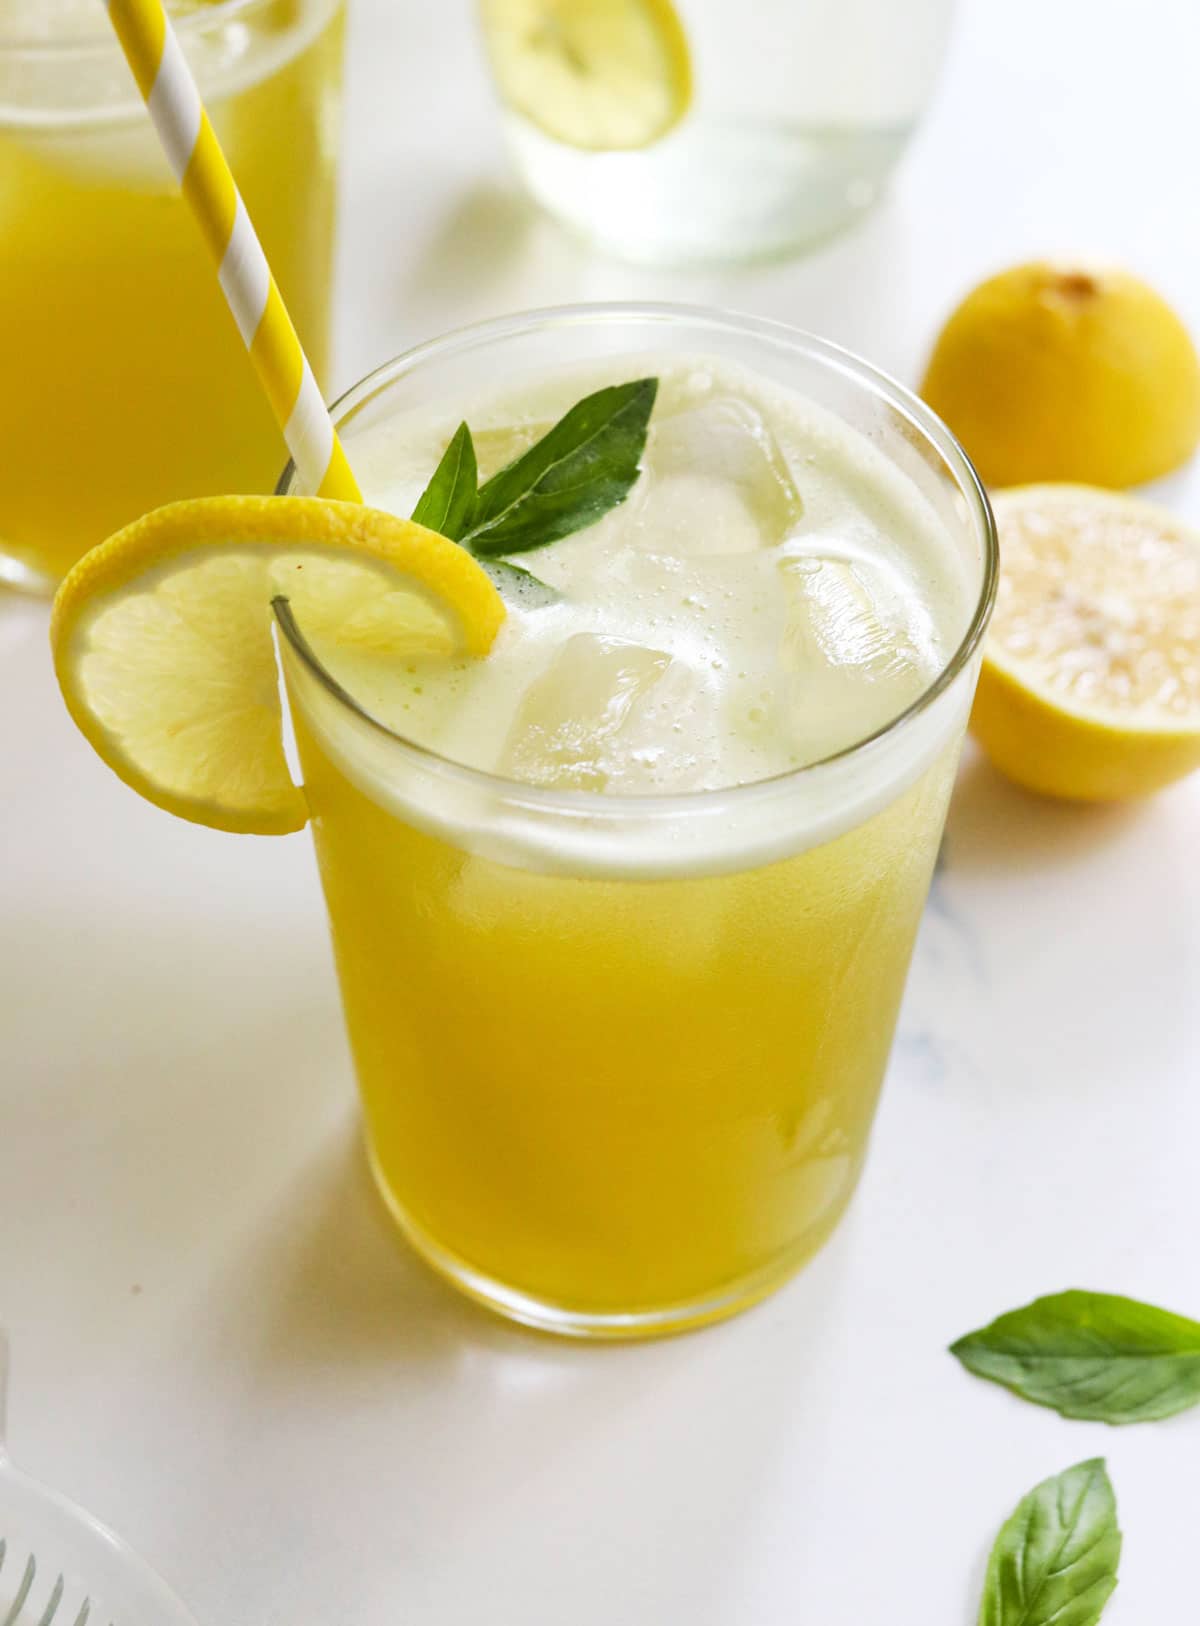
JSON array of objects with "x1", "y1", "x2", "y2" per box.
[
  {"x1": 411, "y1": 421, "x2": 477, "y2": 541},
  {"x1": 462, "y1": 378, "x2": 657, "y2": 556},
  {"x1": 979, "y1": 1459, "x2": 1120, "y2": 1626},
  {"x1": 478, "y1": 559, "x2": 561, "y2": 607},
  {"x1": 951, "y1": 1289, "x2": 1200, "y2": 1423}
]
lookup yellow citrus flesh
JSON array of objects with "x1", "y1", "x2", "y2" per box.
[
  {"x1": 972, "y1": 485, "x2": 1200, "y2": 801},
  {"x1": 51, "y1": 496, "x2": 505, "y2": 834},
  {"x1": 479, "y1": 0, "x2": 692, "y2": 151},
  {"x1": 922, "y1": 263, "x2": 1200, "y2": 489}
]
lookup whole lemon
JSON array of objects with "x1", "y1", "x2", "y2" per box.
[{"x1": 921, "y1": 263, "x2": 1200, "y2": 488}]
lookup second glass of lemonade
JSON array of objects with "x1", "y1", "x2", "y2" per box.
[
  {"x1": 0, "y1": 0, "x2": 345, "y2": 592},
  {"x1": 278, "y1": 306, "x2": 996, "y2": 1338}
]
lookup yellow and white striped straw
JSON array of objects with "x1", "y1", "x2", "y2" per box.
[{"x1": 103, "y1": 0, "x2": 362, "y2": 502}]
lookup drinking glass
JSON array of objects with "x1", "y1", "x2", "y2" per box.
[
  {"x1": 277, "y1": 304, "x2": 996, "y2": 1338},
  {"x1": 478, "y1": 0, "x2": 957, "y2": 264}
]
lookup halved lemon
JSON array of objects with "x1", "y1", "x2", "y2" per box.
[
  {"x1": 972, "y1": 485, "x2": 1200, "y2": 801},
  {"x1": 479, "y1": 0, "x2": 692, "y2": 152},
  {"x1": 51, "y1": 496, "x2": 505, "y2": 835}
]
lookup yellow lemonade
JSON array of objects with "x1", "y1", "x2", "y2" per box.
[
  {"x1": 0, "y1": 0, "x2": 344, "y2": 589},
  {"x1": 295, "y1": 718, "x2": 959, "y2": 1322},
  {"x1": 279, "y1": 317, "x2": 995, "y2": 1337}
]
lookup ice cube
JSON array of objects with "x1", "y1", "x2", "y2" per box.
[
  {"x1": 776, "y1": 555, "x2": 930, "y2": 755},
  {"x1": 781, "y1": 556, "x2": 920, "y2": 676},
  {"x1": 633, "y1": 394, "x2": 804, "y2": 557},
  {"x1": 500, "y1": 633, "x2": 711, "y2": 793}
]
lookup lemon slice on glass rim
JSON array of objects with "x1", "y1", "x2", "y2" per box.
[
  {"x1": 51, "y1": 495, "x2": 506, "y2": 835},
  {"x1": 972, "y1": 484, "x2": 1200, "y2": 801},
  {"x1": 479, "y1": 0, "x2": 692, "y2": 151}
]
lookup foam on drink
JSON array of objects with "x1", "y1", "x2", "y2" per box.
[{"x1": 311, "y1": 357, "x2": 974, "y2": 801}]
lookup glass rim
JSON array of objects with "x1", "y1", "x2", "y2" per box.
[
  {"x1": 0, "y1": 0, "x2": 272, "y2": 55},
  {"x1": 275, "y1": 299, "x2": 998, "y2": 820}
]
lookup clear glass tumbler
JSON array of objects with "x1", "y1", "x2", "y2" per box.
[
  {"x1": 477, "y1": 0, "x2": 957, "y2": 265},
  {"x1": 277, "y1": 305, "x2": 996, "y2": 1339},
  {"x1": 0, "y1": 0, "x2": 346, "y2": 593}
]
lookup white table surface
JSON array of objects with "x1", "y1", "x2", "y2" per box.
[{"x1": 4, "y1": 1, "x2": 1200, "y2": 1621}]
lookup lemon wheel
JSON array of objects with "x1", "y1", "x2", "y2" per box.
[
  {"x1": 51, "y1": 496, "x2": 505, "y2": 834},
  {"x1": 480, "y1": 0, "x2": 692, "y2": 152}
]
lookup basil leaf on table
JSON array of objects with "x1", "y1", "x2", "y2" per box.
[
  {"x1": 951, "y1": 1289, "x2": 1200, "y2": 1424},
  {"x1": 979, "y1": 1459, "x2": 1120, "y2": 1626}
]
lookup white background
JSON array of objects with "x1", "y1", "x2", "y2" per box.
[{"x1": 3, "y1": 0, "x2": 1200, "y2": 1621}]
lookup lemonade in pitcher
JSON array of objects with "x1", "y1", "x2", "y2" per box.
[{"x1": 0, "y1": 0, "x2": 344, "y2": 590}]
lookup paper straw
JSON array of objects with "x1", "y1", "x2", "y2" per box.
[{"x1": 103, "y1": 0, "x2": 362, "y2": 501}]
